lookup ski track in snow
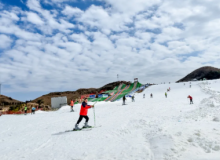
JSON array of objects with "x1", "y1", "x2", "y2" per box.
[{"x1": 1, "y1": 80, "x2": 220, "y2": 160}]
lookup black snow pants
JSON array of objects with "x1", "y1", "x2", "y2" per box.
[{"x1": 76, "y1": 115, "x2": 89, "y2": 124}]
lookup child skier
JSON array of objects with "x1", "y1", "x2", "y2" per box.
[
  {"x1": 70, "y1": 99, "x2": 74, "y2": 112},
  {"x1": 187, "y1": 95, "x2": 193, "y2": 104},
  {"x1": 74, "y1": 98, "x2": 94, "y2": 130},
  {"x1": 165, "y1": 92, "x2": 167, "y2": 98}
]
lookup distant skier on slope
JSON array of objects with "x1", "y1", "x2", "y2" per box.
[
  {"x1": 150, "y1": 93, "x2": 153, "y2": 98},
  {"x1": 187, "y1": 95, "x2": 193, "y2": 104},
  {"x1": 165, "y1": 92, "x2": 167, "y2": 98},
  {"x1": 24, "y1": 105, "x2": 28, "y2": 115},
  {"x1": 132, "y1": 95, "x2": 135, "y2": 102},
  {"x1": 143, "y1": 94, "x2": 145, "y2": 98},
  {"x1": 31, "y1": 106, "x2": 36, "y2": 114},
  {"x1": 73, "y1": 98, "x2": 94, "y2": 130},
  {"x1": 70, "y1": 99, "x2": 74, "y2": 112},
  {"x1": 122, "y1": 96, "x2": 126, "y2": 105}
]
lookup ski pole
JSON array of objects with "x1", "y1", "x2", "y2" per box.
[{"x1": 93, "y1": 101, "x2": 97, "y2": 127}]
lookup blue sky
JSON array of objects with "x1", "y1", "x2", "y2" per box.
[{"x1": 0, "y1": 0, "x2": 220, "y2": 101}]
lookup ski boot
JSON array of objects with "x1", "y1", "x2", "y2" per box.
[
  {"x1": 83, "y1": 122, "x2": 92, "y2": 128},
  {"x1": 73, "y1": 124, "x2": 81, "y2": 131}
]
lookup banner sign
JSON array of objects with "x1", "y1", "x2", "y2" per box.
[
  {"x1": 89, "y1": 95, "x2": 96, "y2": 98},
  {"x1": 103, "y1": 94, "x2": 109, "y2": 98}
]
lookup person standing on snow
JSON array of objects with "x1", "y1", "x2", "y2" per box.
[
  {"x1": 143, "y1": 94, "x2": 145, "y2": 98},
  {"x1": 132, "y1": 95, "x2": 135, "y2": 102},
  {"x1": 31, "y1": 106, "x2": 36, "y2": 114},
  {"x1": 150, "y1": 93, "x2": 153, "y2": 98},
  {"x1": 165, "y1": 92, "x2": 167, "y2": 98},
  {"x1": 122, "y1": 96, "x2": 126, "y2": 105},
  {"x1": 188, "y1": 95, "x2": 193, "y2": 104},
  {"x1": 24, "y1": 105, "x2": 28, "y2": 115},
  {"x1": 74, "y1": 98, "x2": 94, "y2": 130},
  {"x1": 70, "y1": 99, "x2": 74, "y2": 112}
]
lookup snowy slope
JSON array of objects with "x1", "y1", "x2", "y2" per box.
[{"x1": 1, "y1": 80, "x2": 220, "y2": 160}]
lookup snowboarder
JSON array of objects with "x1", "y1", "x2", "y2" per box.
[
  {"x1": 187, "y1": 95, "x2": 193, "y2": 104},
  {"x1": 70, "y1": 99, "x2": 74, "y2": 112},
  {"x1": 150, "y1": 93, "x2": 153, "y2": 98},
  {"x1": 132, "y1": 95, "x2": 135, "y2": 102},
  {"x1": 143, "y1": 94, "x2": 145, "y2": 98},
  {"x1": 24, "y1": 105, "x2": 28, "y2": 115},
  {"x1": 31, "y1": 106, "x2": 36, "y2": 114},
  {"x1": 165, "y1": 92, "x2": 167, "y2": 98},
  {"x1": 73, "y1": 98, "x2": 94, "y2": 130},
  {"x1": 122, "y1": 96, "x2": 126, "y2": 105}
]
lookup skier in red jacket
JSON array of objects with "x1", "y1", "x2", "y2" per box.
[
  {"x1": 70, "y1": 99, "x2": 74, "y2": 112},
  {"x1": 74, "y1": 98, "x2": 94, "y2": 130},
  {"x1": 188, "y1": 95, "x2": 193, "y2": 104}
]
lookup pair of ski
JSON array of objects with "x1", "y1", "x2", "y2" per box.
[{"x1": 65, "y1": 125, "x2": 101, "y2": 132}]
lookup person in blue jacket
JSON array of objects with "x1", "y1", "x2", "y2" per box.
[{"x1": 31, "y1": 106, "x2": 36, "y2": 114}]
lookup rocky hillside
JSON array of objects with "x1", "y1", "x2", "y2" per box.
[
  {"x1": 31, "y1": 81, "x2": 131, "y2": 106},
  {"x1": 0, "y1": 95, "x2": 23, "y2": 110},
  {"x1": 177, "y1": 66, "x2": 220, "y2": 82},
  {"x1": 0, "y1": 95, "x2": 22, "y2": 105}
]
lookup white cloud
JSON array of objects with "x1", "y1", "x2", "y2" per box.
[
  {"x1": 62, "y1": 6, "x2": 83, "y2": 17},
  {"x1": 0, "y1": 34, "x2": 13, "y2": 49},
  {"x1": 27, "y1": 0, "x2": 42, "y2": 13},
  {"x1": 26, "y1": 12, "x2": 44, "y2": 25}
]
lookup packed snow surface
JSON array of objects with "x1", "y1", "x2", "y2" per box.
[{"x1": 1, "y1": 80, "x2": 220, "y2": 160}]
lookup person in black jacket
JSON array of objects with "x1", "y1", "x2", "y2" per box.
[{"x1": 122, "y1": 96, "x2": 126, "y2": 105}]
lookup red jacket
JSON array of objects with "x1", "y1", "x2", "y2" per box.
[
  {"x1": 70, "y1": 100, "x2": 74, "y2": 106},
  {"x1": 188, "y1": 96, "x2": 192, "y2": 100},
  {"x1": 80, "y1": 102, "x2": 91, "y2": 115}
]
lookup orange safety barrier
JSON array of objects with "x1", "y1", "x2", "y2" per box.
[
  {"x1": 81, "y1": 94, "x2": 91, "y2": 100},
  {"x1": 1, "y1": 109, "x2": 41, "y2": 115}
]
